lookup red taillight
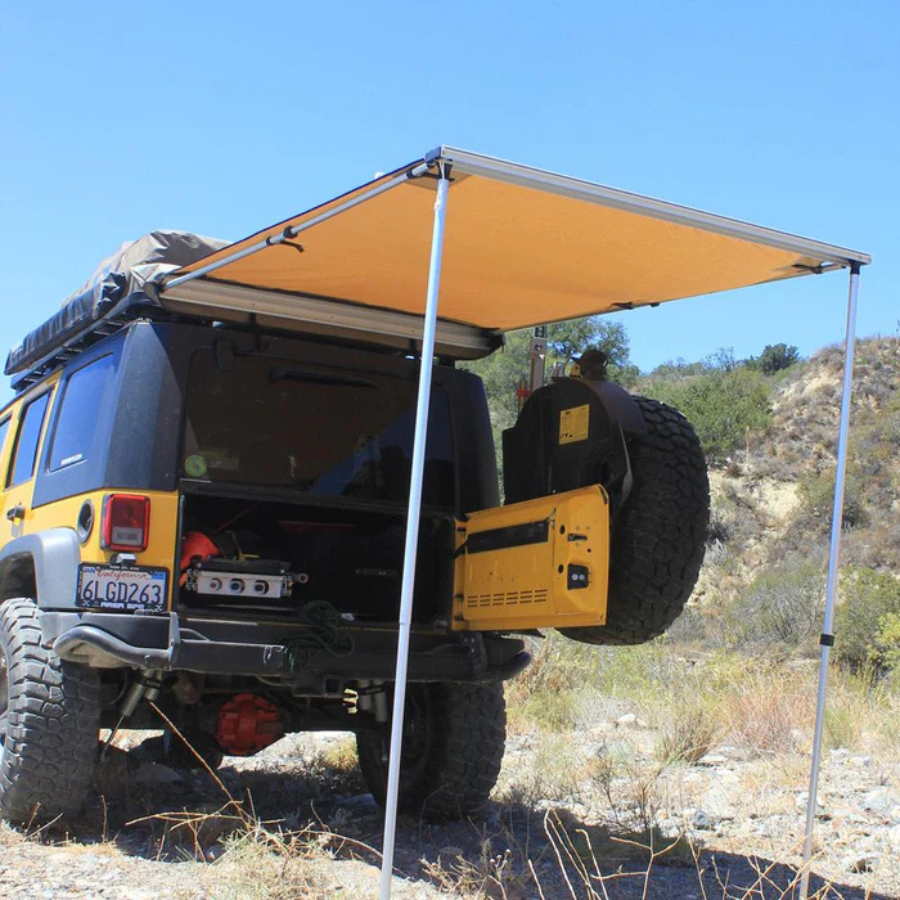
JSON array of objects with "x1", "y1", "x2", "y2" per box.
[{"x1": 101, "y1": 494, "x2": 150, "y2": 552}]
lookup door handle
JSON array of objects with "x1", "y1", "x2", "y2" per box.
[{"x1": 5, "y1": 505, "x2": 25, "y2": 522}]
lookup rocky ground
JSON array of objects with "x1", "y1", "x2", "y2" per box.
[{"x1": 0, "y1": 719, "x2": 896, "y2": 899}]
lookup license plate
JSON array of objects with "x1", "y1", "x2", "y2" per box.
[{"x1": 77, "y1": 565, "x2": 168, "y2": 612}]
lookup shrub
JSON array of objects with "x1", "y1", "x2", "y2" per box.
[
  {"x1": 834, "y1": 567, "x2": 900, "y2": 672},
  {"x1": 655, "y1": 704, "x2": 718, "y2": 764},
  {"x1": 647, "y1": 367, "x2": 772, "y2": 461},
  {"x1": 723, "y1": 566, "x2": 824, "y2": 648},
  {"x1": 798, "y1": 466, "x2": 868, "y2": 531},
  {"x1": 724, "y1": 671, "x2": 807, "y2": 754},
  {"x1": 877, "y1": 614, "x2": 900, "y2": 672}
]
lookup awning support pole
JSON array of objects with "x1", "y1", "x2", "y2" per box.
[
  {"x1": 379, "y1": 167, "x2": 451, "y2": 900},
  {"x1": 799, "y1": 262, "x2": 861, "y2": 899}
]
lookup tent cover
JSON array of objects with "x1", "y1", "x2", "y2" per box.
[{"x1": 6, "y1": 231, "x2": 227, "y2": 378}]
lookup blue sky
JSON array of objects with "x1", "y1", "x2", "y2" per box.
[{"x1": 1, "y1": 1, "x2": 897, "y2": 402}]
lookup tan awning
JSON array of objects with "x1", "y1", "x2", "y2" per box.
[{"x1": 164, "y1": 146, "x2": 870, "y2": 337}]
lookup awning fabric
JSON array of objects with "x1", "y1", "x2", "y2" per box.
[{"x1": 166, "y1": 146, "x2": 870, "y2": 334}]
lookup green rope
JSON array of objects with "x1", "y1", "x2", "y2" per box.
[{"x1": 283, "y1": 601, "x2": 355, "y2": 673}]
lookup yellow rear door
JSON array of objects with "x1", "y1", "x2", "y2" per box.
[{"x1": 453, "y1": 484, "x2": 610, "y2": 632}]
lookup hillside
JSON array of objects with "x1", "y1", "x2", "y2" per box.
[
  {"x1": 0, "y1": 335, "x2": 897, "y2": 900},
  {"x1": 669, "y1": 335, "x2": 900, "y2": 662}
]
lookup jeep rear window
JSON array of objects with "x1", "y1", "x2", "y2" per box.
[
  {"x1": 183, "y1": 352, "x2": 455, "y2": 506},
  {"x1": 48, "y1": 355, "x2": 116, "y2": 471},
  {"x1": 8, "y1": 392, "x2": 51, "y2": 487}
]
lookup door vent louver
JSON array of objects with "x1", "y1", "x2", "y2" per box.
[{"x1": 465, "y1": 588, "x2": 549, "y2": 610}]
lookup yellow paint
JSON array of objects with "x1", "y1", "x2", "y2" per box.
[
  {"x1": 0, "y1": 377, "x2": 181, "y2": 609},
  {"x1": 452, "y1": 485, "x2": 609, "y2": 631},
  {"x1": 559, "y1": 404, "x2": 590, "y2": 445}
]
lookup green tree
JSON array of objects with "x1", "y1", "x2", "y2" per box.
[
  {"x1": 704, "y1": 346, "x2": 737, "y2": 373},
  {"x1": 746, "y1": 343, "x2": 801, "y2": 375},
  {"x1": 461, "y1": 318, "x2": 636, "y2": 479}
]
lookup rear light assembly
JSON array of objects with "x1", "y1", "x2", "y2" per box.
[{"x1": 101, "y1": 494, "x2": 150, "y2": 552}]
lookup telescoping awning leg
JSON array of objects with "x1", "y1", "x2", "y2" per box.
[
  {"x1": 379, "y1": 166, "x2": 451, "y2": 900},
  {"x1": 799, "y1": 262, "x2": 861, "y2": 899}
]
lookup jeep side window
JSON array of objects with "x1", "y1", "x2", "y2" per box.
[
  {"x1": 48, "y1": 355, "x2": 116, "y2": 471},
  {"x1": 7, "y1": 392, "x2": 51, "y2": 487},
  {"x1": 0, "y1": 418, "x2": 11, "y2": 473}
]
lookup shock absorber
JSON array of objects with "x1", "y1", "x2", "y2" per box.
[
  {"x1": 101, "y1": 669, "x2": 164, "y2": 758},
  {"x1": 356, "y1": 679, "x2": 389, "y2": 723}
]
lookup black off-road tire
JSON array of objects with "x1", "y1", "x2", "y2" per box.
[
  {"x1": 0, "y1": 598, "x2": 101, "y2": 824},
  {"x1": 560, "y1": 396, "x2": 709, "y2": 645},
  {"x1": 356, "y1": 681, "x2": 505, "y2": 820}
]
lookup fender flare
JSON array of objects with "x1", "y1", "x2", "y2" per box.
[{"x1": 0, "y1": 528, "x2": 82, "y2": 609}]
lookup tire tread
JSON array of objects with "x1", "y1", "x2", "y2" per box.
[
  {"x1": 561, "y1": 397, "x2": 710, "y2": 645},
  {"x1": 0, "y1": 599, "x2": 100, "y2": 823}
]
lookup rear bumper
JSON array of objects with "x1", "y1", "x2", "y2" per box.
[
  {"x1": 48, "y1": 612, "x2": 286, "y2": 675},
  {"x1": 41, "y1": 611, "x2": 530, "y2": 684}
]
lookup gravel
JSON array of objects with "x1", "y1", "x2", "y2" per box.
[{"x1": 0, "y1": 728, "x2": 896, "y2": 899}]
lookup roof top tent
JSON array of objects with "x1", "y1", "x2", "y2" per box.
[{"x1": 8, "y1": 147, "x2": 869, "y2": 900}]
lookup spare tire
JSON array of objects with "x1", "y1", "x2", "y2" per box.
[{"x1": 560, "y1": 396, "x2": 709, "y2": 645}]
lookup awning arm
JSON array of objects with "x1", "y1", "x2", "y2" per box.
[
  {"x1": 163, "y1": 163, "x2": 430, "y2": 291},
  {"x1": 379, "y1": 167, "x2": 452, "y2": 900},
  {"x1": 799, "y1": 261, "x2": 861, "y2": 899}
]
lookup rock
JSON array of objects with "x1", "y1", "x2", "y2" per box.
[
  {"x1": 847, "y1": 754, "x2": 872, "y2": 768},
  {"x1": 860, "y1": 787, "x2": 898, "y2": 814},
  {"x1": 848, "y1": 854, "x2": 880, "y2": 873},
  {"x1": 699, "y1": 753, "x2": 730, "y2": 766},
  {"x1": 205, "y1": 844, "x2": 227, "y2": 861},
  {"x1": 795, "y1": 791, "x2": 824, "y2": 814},
  {"x1": 616, "y1": 713, "x2": 638, "y2": 728},
  {"x1": 133, "y1": 762, "x2": 187, "y2": 786},
  {"x1": 683, "y1": 808, "x2": 718, "y2": 830},
  {"x1": 655, "y1": 817, "x2": 682, "y2": 838},
  {"x1": 338, "y1": 793, "x2": 380, "y2": 814}
]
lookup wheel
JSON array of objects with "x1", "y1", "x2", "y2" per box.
[
  {"x1": 0, "y1": 598, "x2": 100, "y2": 823},
  {"x1": 356, "y1": 681, "x2": 506, "y2": 820},
  {"x1": 560, "y1": 396, "x2": 709, "y2": 645}
]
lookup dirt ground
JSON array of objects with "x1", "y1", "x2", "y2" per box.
[{"x1": 1, "y1": 725, "x2": 897, "y2": 900}]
